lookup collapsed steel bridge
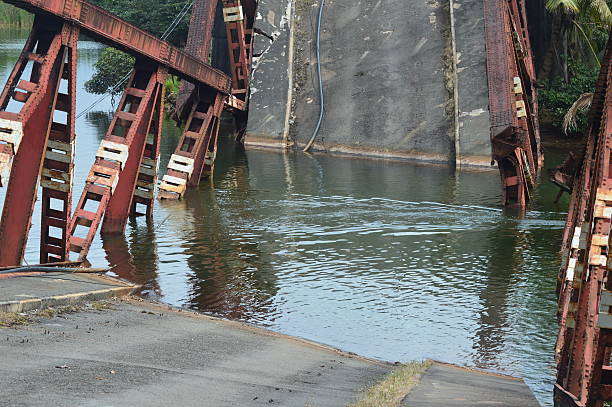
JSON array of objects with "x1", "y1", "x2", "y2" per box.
[
  {"x1": 0, "y1": 0, "x2": 607, "y2": 404},
  {"x1": 0, "y1": 0, "x2": 255, "y2": 266},
  {"x1": 0, "y1": 0, "x2": 545, "y2": 269},
  {"x1": 554, "y1": 31, "x2": 612, "y2": 407},
  {"x1": 483, "y1": 0, "x2": 541, "y2": 208}
]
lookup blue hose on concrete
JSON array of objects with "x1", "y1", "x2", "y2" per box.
[{"x1": 303, "y1": 0, "x2": 326, "y2": 153}]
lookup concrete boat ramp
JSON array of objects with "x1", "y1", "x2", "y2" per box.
[{"x1": 0, "y1": 273, "x2": 541, "y2": 406}]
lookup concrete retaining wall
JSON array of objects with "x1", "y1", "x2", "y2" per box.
[
  {"x1": 246, "y1": 0, "x2": 293, "y2": 146},
  {"x1": 246, "y1": 0, "x2": 495, "y2": 168}
]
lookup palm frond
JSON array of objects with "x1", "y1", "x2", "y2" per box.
[
  {"x1": 546, "y1": 0, "x2": 580, "y2": 13},
  {"x1": 562, "y1": 92, "x2": 593, "y2": 134},
  {"x1": 586, "y1": 0, "x2": 612, "y2": 26}
]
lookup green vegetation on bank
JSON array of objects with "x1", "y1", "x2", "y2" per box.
[
  {"x1": 540, "y1": 0, "x2": 612, "y2": 134},
  {"x1": 0, "y1": 3, "x2": 33, "y2": 28},
  {"x1": 0, "y1": 301, "x2": 114, "y2": 328},
  {"x1": 348, "y1": 361, "x2": 431, "y2": 407},
  {"x1": 539, "y1": 59, "x2": 598, "y2": 133}
]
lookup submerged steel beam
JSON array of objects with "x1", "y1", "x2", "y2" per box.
[{"x1": 159, "y1": 89, "x2": 225, "y2": 200}]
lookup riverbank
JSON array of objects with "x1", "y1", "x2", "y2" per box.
[
  {"x1": 0, "y1": 274, "x2": 542, "y2": 406},
  {"x1": 1, "y1": 295, "x2": 392, "y2": 406}
]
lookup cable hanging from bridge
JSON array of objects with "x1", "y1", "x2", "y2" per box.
[
  {"x1": 76, "y1": 0, "x2": 195, "y2": 119},
  {"x1": 303, "y1": 0, "x2": 326, "y2": 153}
]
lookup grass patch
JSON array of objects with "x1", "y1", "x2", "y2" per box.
[
  {"x1": 0, "y1": 312, "x2": 32, "y2": 327},
  {"x1": 0, "y1": 300, "x2": 114, "y2": 328},
  {"x1": 348, "y1": 361, "x2": 432, "y2": 407},
  {"x1": 34, "y1": 305, "x2": 82, "y2": 319},
  {"x1": 89, "y1": 301, "x2": 114, "y2": 311}
]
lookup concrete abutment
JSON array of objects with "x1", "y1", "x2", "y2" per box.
[{"x1": 246, "y1": 0, "x2": 501, "y2": 169}]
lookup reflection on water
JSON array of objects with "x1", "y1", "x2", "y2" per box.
[{"x1": 0, "y1": 29, "x2": 567, "y2": 406}]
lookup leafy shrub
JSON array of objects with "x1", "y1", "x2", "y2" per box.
[
  {"x1": 539, "y1": 59, "x2": 599, "y2": 134},
  {"x1": 84, "y1": 48, "x2": 135, "y2": 96}
]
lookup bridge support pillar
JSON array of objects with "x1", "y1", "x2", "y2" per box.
[
  {"x1": 67, "y1": 63, "x2": 166, "y2": 260},
  {"x1": 159, "y1": 89, "x2": 225, "y2": 200},
  {"x1": 0, "y1": 17, "x2": 79, "y2": 267}
]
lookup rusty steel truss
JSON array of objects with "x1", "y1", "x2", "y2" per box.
[
  {"x1": 0, "y1": 0, "x2": 257, "y2": 266},
  {"x1": 555, "y1": 31, "x2": 612, "y2": 407},
  {"x1": 483, "y1": 0, "x2": 541, "y2": 207}
]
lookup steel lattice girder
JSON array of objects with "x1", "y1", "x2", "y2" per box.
[
  {"x1": 0, "y1": 0, "x2": 246, "y2": 265},
  {"x1": 40, "y1": 22, "x2": 79, "y2": 264},
  {"x1": 3, "y1": 0, "x2": 231, "y2": 94},
  {"x1": 177, "y1": 0, "x2": 219, "y2": 115},
  {"x1": 159, "y1": 90, "x2": 225, "y2": 200}
]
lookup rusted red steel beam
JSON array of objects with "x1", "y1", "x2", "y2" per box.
[
  {"x1": 554, "y1": 31, "x2": 612, "y2": 407},
  {"x1": 0, "y1": 17, "x2": 79, "y2": 267},
  {"x1": 131, "y1": 84, "x2": 164, "y2": 218},
  {"x1": 177, "y1": 0, "x2": 219, "y2": 118},
  {"x1": 483, "y1": 0, "x2": 540, "y2": 207},
  {"x1": 554, "y1": 37, "x2": 611, "y2": 386},
  {"x1": 3, "y1": 0, "x2": 231, "y2": 94},
  {"x1": 100, "y1": 69, "x2": 166, "y2": 235},
  {"x1": 555, "y1": 26, "x2": 612, "y2": 383},
  {"x1": 159, "y1": 89, "x2": 225, "y2": 200},
  {"x1": 222, "y1": 0, "x2": 252, "y2": 104},
  {"x1": 67, "y1": 64, "x2": 166, "y2": 260},
  {"x1": 221, "y1": 0, "x2": 257, "y2": 140}
]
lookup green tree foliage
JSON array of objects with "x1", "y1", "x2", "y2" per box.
[
  {"x1": 542, "y1": 0, "x2": 612, "y2": 80},
  {"x1": 85, "y1": 0, "x2": 192, "y2": 95},
  {"x1": 539, "y1": 0, "x2": 612, "y2": 133},
  {"x1": 84, "y1": 48, "x2": 135, "y2": 95},
  {"x1": 0, "y1": 4, "x2": 33, "y2": 28},
  {"x1": 539, "y1": 59, "x2": 599, "y2": 133},
  {"x1": 89, "y1": 0, "x2": 192, "y2": 47}
]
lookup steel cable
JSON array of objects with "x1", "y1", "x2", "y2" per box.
[{"x1": 76, "y1": 0, "x2": 195, "y2": 119}]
